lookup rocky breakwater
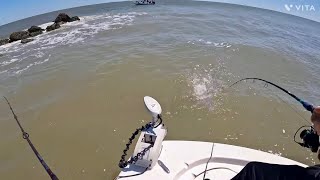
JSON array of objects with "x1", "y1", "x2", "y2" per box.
[{"x1": 0, "y1": 13, "x2": 80, "y2": 46}]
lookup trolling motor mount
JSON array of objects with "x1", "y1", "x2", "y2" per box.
[
  {"x1": 131, "y1": 96, "x2": 167, "y2": 169},
  {"x1": 118, "y1": 96, "x2": 167, "y2": 170}
]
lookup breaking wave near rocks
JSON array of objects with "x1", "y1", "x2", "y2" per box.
[{"x1": 0, "y1": 12, "x2": 147, "y2": 77}]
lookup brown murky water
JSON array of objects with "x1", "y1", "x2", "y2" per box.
[{"x1": 0, "y1": 48, "x2": 317, "y2": 179}]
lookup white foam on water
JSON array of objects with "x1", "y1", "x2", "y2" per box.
[
  {"x1": 128, "y1": 12, "x2": 148, "y2": 15},
  {"x1": 15, "y1": 64, "x2": 33, "y2": 74},
  {"x1": 0, "y1": 12, "x2": 147, "y2": 75},
  {"x1": 192, "y1": 76, "x2": 214, "y2": 100},
  {"x1": 186, "y1": 62, "x2": 230, "y2": 111},
  {"x1": 1, "y1": 55, "x2": 30, "y2": 69},
  {"x1": 38, "y1": 22, "x2": 55, "y2": 30},
  {"x1": 0, "y1": 70, "x2": 8, "y2": 74},
  {"x1": 184, "y1": 38, "x2": 239, "y2": 111},
  {"x1": 0, "y1": 41, "x2": 22, "y2": 54},
  {"x1": 0, "y1": 58, "x2": 19, "y2": 66},
  {"x1": 34, "y1": 58, "x2": 49, "y2": 65},
  {"x1": 38, "y1": 28, "x2": 85, "y2": 46},
  {"x1": 15, "y1": 57, "x2": 50, "y2": 74},
  {"x1": 26, "y1": 12, "x2": 140, "y2": 48},
  {"x1": 33, "y1": 51, "x2": 45, "y2": 58},
  {"x1": 187, "y1": 39, "x2": 232, "y2": 48},
  {"x1": 213, "y1": 42, "x2": 232, "y2": 48}
]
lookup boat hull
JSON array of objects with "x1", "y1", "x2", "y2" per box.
[
  {"x1": 116, "y1": 141, "x2": 307, "y2": 179},
  {"x1": 134, "y1": 0, "x2": 155, "y2": 5}
]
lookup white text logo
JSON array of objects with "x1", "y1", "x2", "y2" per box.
[{"x1": 284, "y1": 4, "x2": 316, "y2": 12}]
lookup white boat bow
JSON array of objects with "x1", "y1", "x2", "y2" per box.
[
  {"x1": 117, "y1": 140, "x2": 306, "y2": 179},
  {"x1": 116, "y1": 96, "x2": 307, "y2": 179}
]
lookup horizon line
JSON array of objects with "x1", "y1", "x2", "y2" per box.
[{"x1": 1, "y1": 0, "x2": 319, "y2": 27}]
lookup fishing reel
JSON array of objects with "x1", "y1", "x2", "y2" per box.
[
  {"x1": 295, "y1": 126, "x2": 319, "y2": 153},
  {"x1": 231, "y1": 78, "x2": 319, "y2": 153}
]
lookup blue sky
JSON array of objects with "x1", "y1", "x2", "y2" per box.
[
  {"x1": 209, "y1": 0, "x2": 320, "y2": 21},
  {"x1": 0, "y1": 0, "x2": 320, "y2": 25}
]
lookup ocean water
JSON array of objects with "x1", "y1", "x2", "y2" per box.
[{"x1": 1, "y1": 0, "x2": 320, "y2": 179}]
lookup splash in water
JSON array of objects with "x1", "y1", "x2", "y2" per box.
[{"x1": 186, "y1": 57, "x2": 233, "y2": 111}]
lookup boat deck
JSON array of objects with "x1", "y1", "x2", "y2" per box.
[{"x1": 117, "y1": 141, "x2": 307, "y2": 179}]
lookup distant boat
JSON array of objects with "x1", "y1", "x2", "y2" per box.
[{"x1": 134, "y1": 0, "x2": 155, "y2": 5}]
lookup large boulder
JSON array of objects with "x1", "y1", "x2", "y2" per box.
[
  {"x1": 46, "y1": 23, "x2": 61, "y2": 32},
  {"x1": 30, "y1": 31, "x2": 43, "y2": 37},
  {"x1": 28, "y1": 26, "x2": 44, "y2": 33},
  {"x1": 9, "y1": 31, "x2": 30, "y2": 42},
  {"x1": 0, "y1": 38, "x2": 10, "y2": 46},
  {"x1": 70, "y1": 16, "x2": 80, "y2": 22},
  {"x1": 21, "y1": 38, "x2": 34, "y2": 44},
  {"x1": 54, "y1": 13, "x2": 72, "y2": 23},
  {"x1": 57, "y1": 21, "x2": 66, "y2": 26}
]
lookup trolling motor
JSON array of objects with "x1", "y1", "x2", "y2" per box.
[
  {"x1": 118, "y1": 96, "x2": 167, "y2": 169},
  {"x1": 231, "y1": 78, "x2": 319, "y2": 153}
]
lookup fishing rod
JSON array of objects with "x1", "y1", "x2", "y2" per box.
[
  {"x1": 230, "y1": 78, "x2": 314, "y2": 113},
  {"x1": 230, "y1": 78, "x2": 320, "y2": 152},
  {"x1": 3, "y1": 97, "x2": 59, "y2": 180}
]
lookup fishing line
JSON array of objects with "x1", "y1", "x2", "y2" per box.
[
  {"x1": 229, "y1": 78, "x2": 320, "y2": 152},
  {"x1": 236, "y1": 79, "x2": 311, "y2": 125},
  {"x1": 271, "y1": 91, "x2": 311, "y2": 125}
]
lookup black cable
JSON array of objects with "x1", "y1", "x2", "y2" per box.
[
  {"x1": 154, "y1": 115, "x2": 163, "y2": 128},
  {"x1": 197, "y1": 167, "x2": 238, "y2": 178},
  {"x1": 118, "y1": 122, "x2": 153, "y2": 168},
  {"x1": 203, "y1": 143, "x2": 214, "y2": 180}
]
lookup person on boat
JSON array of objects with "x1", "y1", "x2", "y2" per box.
[{"x1": 232, "y1": 106, "x2": 320, "y2": 180}]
